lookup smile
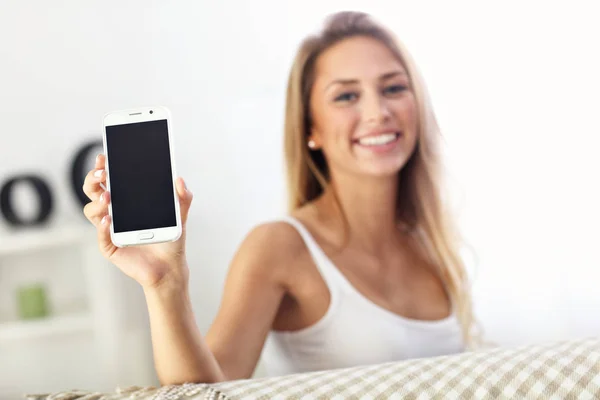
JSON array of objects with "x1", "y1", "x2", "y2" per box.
[{"x1": 354, "y1": 132, "x2": 401, "y2": 147}]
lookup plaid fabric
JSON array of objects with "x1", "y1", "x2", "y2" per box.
[
  {"x1": 209, "y1": 336, "x2": 600, "y2": 399},
  {"x1": 26, "y1": 336, "x2": 600, "y2": 400}
]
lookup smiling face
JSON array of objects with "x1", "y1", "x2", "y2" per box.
[{"x1": 308, "y1": 35, "x2": 419, "y2": 179}]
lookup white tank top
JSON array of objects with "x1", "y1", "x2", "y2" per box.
[{"x1": 260, "y1": 216, "x2": 465, "y2": 377}]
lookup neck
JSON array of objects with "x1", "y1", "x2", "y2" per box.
[{"x1": 319, "y1": 170, "x2": 400, "y2": 254}]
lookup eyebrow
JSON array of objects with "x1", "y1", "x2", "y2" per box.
[{"x1": 325, "y1": 70, "x2": 407, "y2": 91}]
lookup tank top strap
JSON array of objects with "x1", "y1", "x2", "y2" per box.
[{"x1": 278, "y1": 215, "x2": 352, "y2": 293}]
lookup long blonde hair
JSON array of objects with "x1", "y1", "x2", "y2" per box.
[{"x1": 283, "y1": 11, "x2": 480, "y2": 348}]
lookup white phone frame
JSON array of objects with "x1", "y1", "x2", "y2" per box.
[{"x1": 102, "y1": 105, "x2": 182, "y2": 247}]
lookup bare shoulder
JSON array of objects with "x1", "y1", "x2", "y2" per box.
[
  {"x1": 240, "y1": 220, "x2": 308, "y2": 258},
  {"x1": 228, "y1": 220, "x2": 309, "y2": 284}
]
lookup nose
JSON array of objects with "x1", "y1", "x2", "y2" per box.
[{"x1": 362, "y1": 91, "x2": 391, "y2": 124}]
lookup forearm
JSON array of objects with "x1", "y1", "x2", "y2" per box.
[{"x1": 143, "y1": 277, "x2": 226, "y2": 385}]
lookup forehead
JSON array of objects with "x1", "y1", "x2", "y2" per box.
[{"x1": 314, "y1": 36, "x2": 407, "y2": 82}]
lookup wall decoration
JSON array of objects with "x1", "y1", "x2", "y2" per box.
[
  {"x1": 0, "y1": 175, "x2": 54, "y2": 226},
  {"x1": 0, "y1": 138, "x2": 104, "y2": 226},
  {"x1": 70, "y1": 139, "x2": 103, "y2": 207}
]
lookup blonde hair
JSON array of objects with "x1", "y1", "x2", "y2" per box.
[{"x1": 283, "y1": 11, "x2": 481, "y2": 348}]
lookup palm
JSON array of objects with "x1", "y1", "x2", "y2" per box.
[{"x1": 104, "y1": 238, "x2": 186, "y2": 288}]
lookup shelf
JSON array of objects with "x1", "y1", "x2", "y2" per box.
[
  {"x1": 0, "y1": 224, "x2": 94, "y2": 256},
  {"x1": 0, "y1": 312, "x2": 93, "y2": 341}
]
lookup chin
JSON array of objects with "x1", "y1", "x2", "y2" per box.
[
  {"x1": 359, "y1": 163, "x2": 406, "y2": 178},
  {"x1": 360, "y1": 155, "x2": 411, "y2": 177}
]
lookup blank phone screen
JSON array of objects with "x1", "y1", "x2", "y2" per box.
[{"x1": 105, "y1": 119, "x2": 177, "y2": 233}]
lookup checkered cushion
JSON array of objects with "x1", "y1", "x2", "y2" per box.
[{"x1": 26, "y1": 336, "x2": 600, "y2": 400}]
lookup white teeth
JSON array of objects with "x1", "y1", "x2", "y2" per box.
[{"x1": 358, "y1": 133, "x2": 398, "y2": 146}]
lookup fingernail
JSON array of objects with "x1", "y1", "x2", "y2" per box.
[
  {"x1": 101, "y1": 216, "x2": 107, "y2": 225},
  {"x1": 94, "y1": 169, "x2": 104, "y2": 178},
  {"x1": 96, "y1": 154, "x2": 101, "y2": 163},
  {"x1": 100, "y1": 192, "x2": 105, "y2": 203}
]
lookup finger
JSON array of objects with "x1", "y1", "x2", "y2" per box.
[
  {"x1": 97, "y1": 214, "x2": 115, "y2": 256},
  {"x1": 176, "y1": 177, "x2": 193, "y2": 225},
  {"x1": 95, "y1": 153, "x2": 106, "y2": 170},
  {"x1": 95, "y1": 154, "x2": 107, "y2": 191},
  {"x1": 83, "y1": 191, "x2": 111, "y2": 226},
  {"x1": 83, "y1": 168, "x2": 107, "y2": 201}
]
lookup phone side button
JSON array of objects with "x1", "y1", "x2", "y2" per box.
[{"x1": 138, "y1": 232, "x2": 155, "y2": 240}]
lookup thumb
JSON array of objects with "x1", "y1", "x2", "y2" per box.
[{"x1": 176, "y1": 177, "x2": 193, "y2": 225}]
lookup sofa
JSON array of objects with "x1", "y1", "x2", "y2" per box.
[{"x1": 25, "y1": 336, "x2": 600, "y2": 399}]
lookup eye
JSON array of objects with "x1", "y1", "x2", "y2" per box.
[
  {"x1": 334, "y1": 92, "x2": 359, "y2": 102},
  {"x1": 384, "y1": 85, "x2": 408, "y2": 95}
]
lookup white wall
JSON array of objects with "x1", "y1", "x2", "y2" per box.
[{"x1": 0, "y1": 0, "x2": 598, "y2": 394}]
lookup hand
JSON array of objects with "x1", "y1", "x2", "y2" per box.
[{"x1": 82, "y1": 154, "x2": 194, "y2": 289}]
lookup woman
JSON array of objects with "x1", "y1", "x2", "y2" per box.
[{"x1": 83, "y1": 11, "x2": 478, "y2": 384}]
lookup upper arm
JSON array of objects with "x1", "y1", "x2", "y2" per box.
[{"x1": 204, "y1": 221, "x2": 306, "y2": 380}]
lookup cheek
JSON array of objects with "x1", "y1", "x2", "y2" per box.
[
  {"x1": 391, "y1": 97, "x2": 419, "y2": 146},
  {"x1": 322, "y1": 108, "x2": 360, "y2": 145},
  {"x1": 393, "y1": 96, "x2": 417, "y2": 125}
]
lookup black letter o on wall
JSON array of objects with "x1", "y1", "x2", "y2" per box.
[
  {"x1": 0, "y1": 176, "x2": 54, "y2": 226},
  {"x1": 70, "y1": 140, "x2": 103, "y2": 207}
]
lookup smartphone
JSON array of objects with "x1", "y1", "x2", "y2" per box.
[{"x1": 102, "y1": 105, "x2": 182, "y2": 247}]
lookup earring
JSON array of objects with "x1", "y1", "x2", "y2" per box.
[{"x1": 308, "y1": 140, "x2": 316, "y2": 149}]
